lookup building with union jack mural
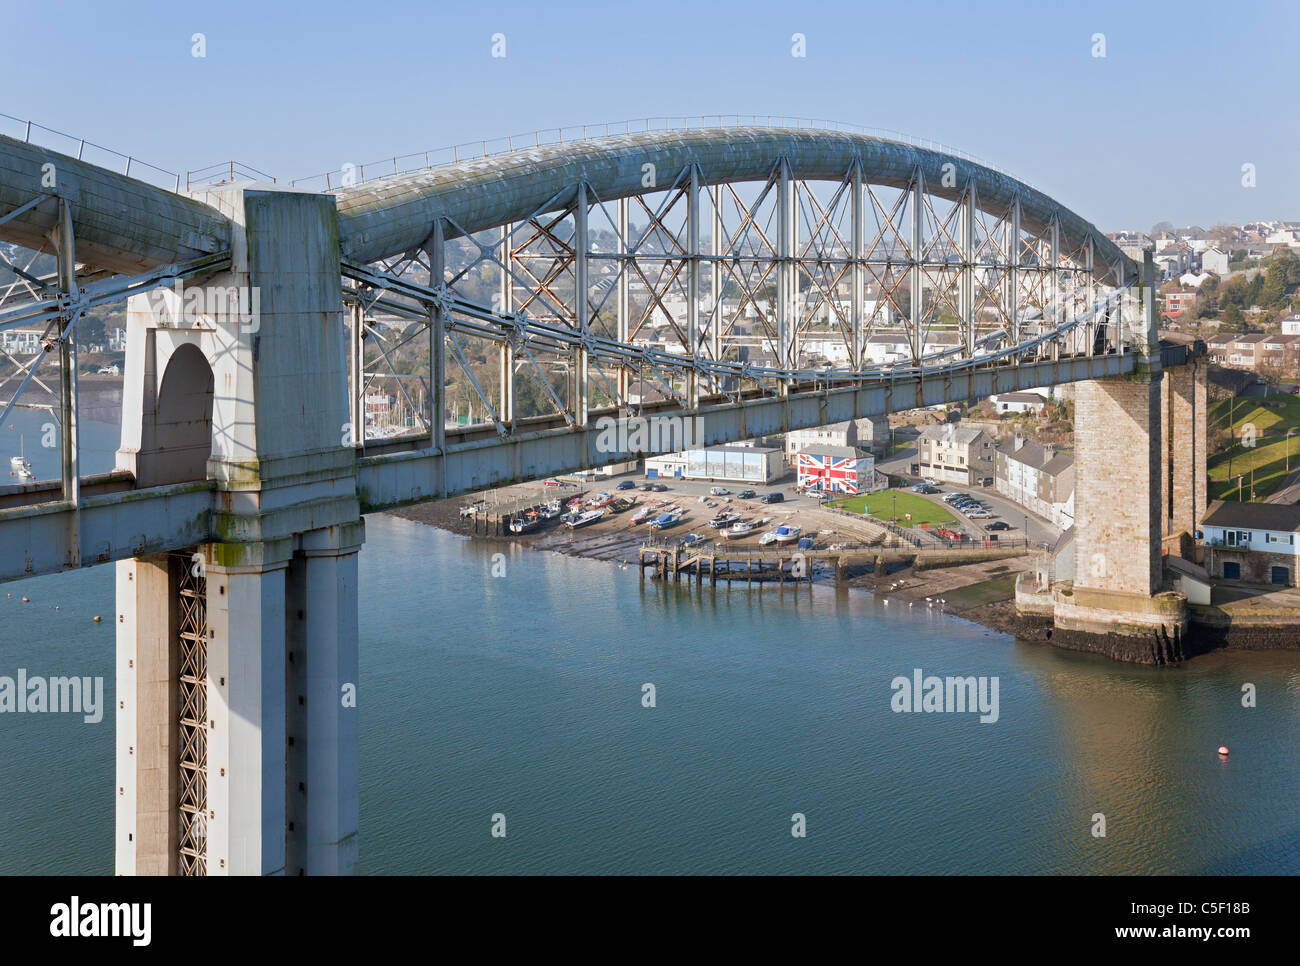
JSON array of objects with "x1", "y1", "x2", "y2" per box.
[{"x1": 796, "y1": 445, "x2": 876, "y2": 495}]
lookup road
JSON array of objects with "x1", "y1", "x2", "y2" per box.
[{"x1": 875, "y1": 437, "x2": 1063, "y2": 548}]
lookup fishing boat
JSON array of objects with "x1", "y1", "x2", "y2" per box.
[
  {"x1": 10, "y1": 435, "x2": 29, "y2": 470},
  {"x1": 630, "y1": 505, "x2": 656, "y2": 524},
  {"x1": 609, "y1": 497, "x2": 636, "y2": 513},
  {"x1": 649, "y1": 509, "x2": 683, "y2": 530},
  {"x1": 723, "y1": 519, "x2": 759, "y2": 539},
  {"x1": 758, "y1": 530, "x2": 780, "y2": 546},
  {"x1": 566, "y1": 496, "x2": 587, "y2": 509},
  {"x1": 772, "y1": 524, "x2": 803, "y2": 544},
  {"x1": 509, "y1": 515, "x2": 541, "y2": 534},
  {"x1": 537, "y1": 500, "x2": 562, "y2": 519},
  {"x1": 586, "y1": 492, "x2": 614, "y2": 508},
  {"x1": 564, "y1": 508, "x2": 605, "y2": 529},
  {"x1": 707, "y1": 511, "x2": 741, "y2": 529}
]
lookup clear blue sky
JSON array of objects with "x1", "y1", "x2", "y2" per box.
[{"x1": 3, "y1": 0, "x2": 1295, "y2": 231}]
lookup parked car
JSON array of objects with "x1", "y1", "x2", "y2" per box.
[
  {"x1": 915, "y1": 484, "x2": 940, "y2": 494},
  {"x1": 984, "y1": 521, "x2": 1011, "y2": 531},
  {"x1": 543, "y1": 478, "x2": 563, "y2": 487},
  {"x1": 651, "y1": 483, "x2": 668, "y2": 492},
  {"x1": 942, "y1": 493, "x2": 968, "y2": 503},
  {"x1": 922, "y1": 477, "x2": 939, "y2": 486},
  {"x1": 710, "y1": 486, "x2": 731, "y2": 496},
  {"x1": 737, "y1": 489, "x2": 757, "y2": 500},
  {"x1": 760, "y1": 492, "x2": 784, "y2": 504},
  {"x1": 640, "y1": 482, "x2": 656, "y2": 490},
  {"x1": 616, "y1": 480, "x2": 636, "y2": 490}
]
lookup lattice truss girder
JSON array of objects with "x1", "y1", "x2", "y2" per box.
[
  {"x1": 174, "y1": 551, "x2": 208, "y2": 876},
  {"x1": 344, "y1": 160, "x2": 1136, "y2": 438},
  {"x1": 0, "y1": 186, "x2": 232, "y2": 497}
]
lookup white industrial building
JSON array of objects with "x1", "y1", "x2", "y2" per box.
[{"x1": 644, "y1": 445, "x2": 783, "y2": 483}]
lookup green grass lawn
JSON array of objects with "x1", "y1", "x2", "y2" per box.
[
  {"x1": 833, "y1": 489, "x2": 957, "y2": 527},
  {"x1": 1207, "y1": 394, "x2": 1300, "y2": 501},
  {"x1": 941, "y1": 574, "x2": 1018, "y2": 608}
]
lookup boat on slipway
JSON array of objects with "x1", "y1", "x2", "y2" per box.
[
  {"x1": 650, "y1": 509, "x2": 684, "y2": 530},
  {"x1": 509, "y1": 514, "x2": 541, "y2": 534},
  {"x1": 723, "y1": 519, "x2": 760, "y2": 539},
  {"x1": 564, "y1": 508, "x2": 605, "y2": 529}
]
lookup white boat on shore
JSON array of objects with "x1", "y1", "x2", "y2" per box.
[
  {"x1": 707, "y1": 511, "x2": 741, "y2": 529},
  {"x1": 723, "y1": 519, "x2": 759, "y2": 539},
  {"x1": 509, "y1": 515, "x2": 541, "y2": 534},
  {"x1": 564, "y1": 508, "x2": 605, "y2": 529},
  {"x1": 772, "y1": 524, "x2": 802, "y2": 544}
]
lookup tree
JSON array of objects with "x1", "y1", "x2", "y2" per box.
[{"x1": 1261, "y1": 260, "x2": 1287, "y2": 308}]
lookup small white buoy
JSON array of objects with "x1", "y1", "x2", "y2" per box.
[{"x1": 1218, "y1": 745, "x2": 1230, "y2": 757}]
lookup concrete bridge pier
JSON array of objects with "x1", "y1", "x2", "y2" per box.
[
  {"x1": 1164, "y1": 356, "x2": 1208, "y2": 543},
  {"x1": 1046, "y1": 254, "x2": 1199, "y2": 662},
  {"x1": 1054, "y1": 366, "x2": 1189, "y2": 658},
  {"x1": 113, "y1": 185, "x2": 363, "y2": 874}
]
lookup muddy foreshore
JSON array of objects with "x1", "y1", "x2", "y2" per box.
[
  {"x1": 388, "y1": 490, "x2": 1300, "y2": 665},
  {"x1": 387, "y1": 488, "x2": 1032, "y2": 629}
]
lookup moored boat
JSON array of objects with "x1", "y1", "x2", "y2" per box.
[
  {"x1": 10, "y1": 434, "x2": 29, "y2": 470},
  {"x1": 772, "y1": 524, "x2": 802, "y2": 544}
]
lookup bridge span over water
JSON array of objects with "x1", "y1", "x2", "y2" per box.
[{"x1": 0, "y1": 118, "x2": 1205, "y2": 875}]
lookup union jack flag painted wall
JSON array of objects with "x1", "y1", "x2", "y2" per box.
[{"x1": 797, "y1": 451, "x2": 867, "y2": 494}]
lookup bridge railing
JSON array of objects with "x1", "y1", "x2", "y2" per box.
[
  {"x1": 0, "y1": 111, "x2": 1038, "y2": 200},
  {"x1": 0, "y1": 111, "x2": 183, "y2": 193},
  {"x1": 288, "y1": 115, "x2": 1038, "y2": 193}
]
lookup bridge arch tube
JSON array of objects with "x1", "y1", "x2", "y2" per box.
[
  {"x1": 334, "y1": 128, "x2": 1133, "y2": 283},
  {"x1": 0, "y1": 134, "x2": 231, "y2": 274}
]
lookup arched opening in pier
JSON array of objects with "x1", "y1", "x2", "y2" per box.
[{"x1": 149, "y1": 343, "x2": 214, "y2": 486}]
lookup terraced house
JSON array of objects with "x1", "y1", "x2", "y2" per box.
[
  {"x1": 994, "y1": 436, "x2": 1076, "y2": 530},
  {"x1": 916, "y1": 424, "x2": 995, "y2": 485}
]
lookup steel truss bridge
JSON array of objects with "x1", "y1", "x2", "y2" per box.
[{"x1": 0, "y1": 117, "x2": 1172, "y2": 584}]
